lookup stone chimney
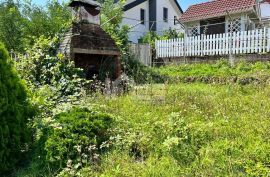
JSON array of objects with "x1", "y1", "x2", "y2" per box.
[{"x1": 69, "y1": 0, "x2": 101, "y2": 25}]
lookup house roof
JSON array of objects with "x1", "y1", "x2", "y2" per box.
[
  {"x1": 180, "y1": 0, "x2": 256, "y2": 23},
  {"x1": 173, "y1": 0, "x2": 184, "y2": 14},
  {"x1": 124, "y1": 0, "x2": 183, "y2": 13},
  {"x1": 124, "y1": 0, "x2": 147, "y2": 11}
]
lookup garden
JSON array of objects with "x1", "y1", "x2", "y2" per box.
[{"x1": 1, "y1": 0, "x2": 270, "y2": 176}]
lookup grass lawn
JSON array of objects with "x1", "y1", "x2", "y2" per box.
[
  {"x1": 15, "y1": 62, "x2": 270, "y2": 177},
  {"x1": 82, "y1": 82, "x2": 270, "y2": 176}
]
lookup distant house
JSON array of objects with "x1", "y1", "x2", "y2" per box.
[
  {"x1": 180, "y1": 0, "x2": 262, "y2": 36},
  {"x1": 121, "y1": 0, "x2": 184, "y2": 43},
  {"x1": 260, "y1": 0, "x2": 270, "y2": 27}
]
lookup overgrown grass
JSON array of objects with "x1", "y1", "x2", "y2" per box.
[
  {"x1": 154, "y1": 60, "x2": 270, "y2": 85},
  {"x1": 80, "y1": 82, "x2": 270, "y2": 176},
  {"x1": 14, "y1": 61, "x2": 270, "y2": 176}
]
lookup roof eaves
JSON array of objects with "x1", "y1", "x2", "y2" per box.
[
  {"x1": 174, "y1": 0, "x2": 183, "y2": 14},
  {"x1": 123, "y1": 0, "x2": 147, "y2": 11},
  {"x1": 181, "y1": 7, "x2": 254, "y2": 23}
]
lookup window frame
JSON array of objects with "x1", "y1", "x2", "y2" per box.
[
  {"x1": 163, "y1": 7, "x2": 168, "y2": 22},
  {"x1": 174, "y1": 16, "x2": 177, "y2": 25},
  {"x1": 140, "y1": 8, "x2": 145, "y2": 25}
]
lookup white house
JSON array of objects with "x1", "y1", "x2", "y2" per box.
[
  {"x1": 260, "y1": 0, "x2": 270, "y2": 26},
  {"x1": 180, "y1": 0, "x2": 262, "y2": 36},
  {"x1": 121, "y1": 0, "x2": 184, "y2": 43}
]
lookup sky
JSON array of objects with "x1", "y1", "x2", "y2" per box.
[
  {"x1": 31, "y1": 0, "x2": 210, "y2": 11},
  {"x1": 180, "y1": 0, "x2": 209, "y2": 11}
]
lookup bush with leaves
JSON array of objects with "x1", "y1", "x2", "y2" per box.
[
  {"x1": 100, "y1": 0, "x2": 130, "y2": 53},
  {"x1": 138, "y1": 28, "x2": 184, "y2": 47},
  {"x1": 122, "y1": 54, "x2": 167, "y2": 83},
  {"x1": 0, "y1": 42, "x2": 34, "y2": 173},
  {"x1": 15, "y1": 35, "x2": 88, "y2": 104},
  {"x1": 14, "y1": 35, "x2": 90, "y2": 169},
  {"x1": 0, "y1": 0, "x2": 71, "y2": 52},
  {"x1": 45, "y1": 107, "x2": 114, "y2": 174}
]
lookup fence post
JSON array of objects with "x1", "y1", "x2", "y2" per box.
[
  {"x1": 183, "y1": 27, "x2": 189, "y2": 62},
  {"x1": 268, "y1": 28, "x2": 270, "y2": 52},
  {"x1": 263, "y1": 27, "x2": 266, "y2": 53},
  {"x1": 229, "y1": 20, "x2": 235, "y2": 66}
]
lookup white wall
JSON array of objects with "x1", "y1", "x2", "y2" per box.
[
  {"x1": 185, "y1": 21, "x2": 200, "y2": 36},
  {"x1": 225, "y1": 13, "x2": 248, "y2": 32},
  {"x1": 156, "y1": 0, "x2": 184, "y2": 35},
  {"x1": 122, "y1": 0, "x2": 183, "y2": 43},
  {"x1": 261, "y1": 3, "x2": 270, "y2": 19},
  {"x1": 122, "y1": 1, "x2": 149, "y2": 43}
]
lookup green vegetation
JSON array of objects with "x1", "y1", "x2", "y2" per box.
[
  {"x1": 0, "y1": 43, "x2": 34, "y2": 174},
  {"x1": 0, "y1": 0, "x2": 71, "y2": 52},
  {"x1": 79, "y1": 82, "x2": 270, "y2": 176},
  {"x1": 100, "y1": 0, "x2": 129, "y2": 53},
  {"x1": 139, "y1": 29, "x2": 184, "y2": 47},
  {"x1": 1, "y1": 0, "x2": 270, "y2": 176},
  {"x1": 13, "y1": 60, "x2": 270, "y2": 176},
  {"x1": 154, "y1": 60, "x2": 270, "y2": 84},
  {"x1": 45, "y1": 107, "x2": 113, "y2": 172}
]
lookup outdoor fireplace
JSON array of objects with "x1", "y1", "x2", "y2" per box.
[{"x1": 60, "y1": 0, "x2": 121, "y2": 80}]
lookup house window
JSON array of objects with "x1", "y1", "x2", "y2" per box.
[
  {"x1": 174, "y1": 16, "x2": 177, "y2": 25},
  {"x1": 163, "y1": 8, "x2": 168, "y2": 22},
  {"x1": 189, "y1": 25, "x2": 199, "y2": 36},
  {"x1": 227, "y1": 17, "x2": 241, "y2": 33},
  {"x1": 140, "y1": 9, "x2": 145, "y2": 25},
  {"x1": 200, "y1": 17, "x2": 225, "y2": 35}
]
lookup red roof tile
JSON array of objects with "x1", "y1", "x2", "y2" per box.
[{"x1": 180, "y1": 0, "x2": 256, "y2": 23}]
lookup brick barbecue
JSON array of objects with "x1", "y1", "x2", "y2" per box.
[{"x1": 60, "y1": 0, "x2": 121, "y2": 80}]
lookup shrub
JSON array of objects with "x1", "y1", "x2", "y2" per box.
[
  {"x1": 0, "y1": 42, "x2": 34, "y2": 173},
  {"x1": 15, "y1": 36, "x2": 88, "y2": 97},
  {"x1": 45, "y1": 107, "x2": 113, "y2": 171},
  {"x1": 122, "y1": 54, "x2": 167, "y2": 84}
]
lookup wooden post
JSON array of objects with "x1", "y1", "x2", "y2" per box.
[
  {"x1": 226, "y1": 13, "x2": 235, "y2": 66},
  {"x1": 115, "y1": 55, "x2": 121, "y2": 79}
]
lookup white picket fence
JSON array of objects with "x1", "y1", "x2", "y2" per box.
[{"x1": 155, "y1": 28, "x2": 270, "y2": 58}]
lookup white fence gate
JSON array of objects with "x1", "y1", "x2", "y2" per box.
[
  {"x1": 155, "y1": 28, "x2": 270, "y2": 58},
  {"x1": 130, "y1": 43, "x2": 152, "y2": 66}
]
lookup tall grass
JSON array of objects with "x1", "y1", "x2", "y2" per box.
[
  {"x1": 81, "y1": 82, "x2": 270, "y2": 176},
  {"x1": 154, "y1": 60, "x2": 270, "y2": 85},
  {"x1": 14, "y1": 61, "x2": 270, "y2": 176}
]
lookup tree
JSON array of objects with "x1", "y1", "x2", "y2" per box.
[
  {"x1": 22, "y1": 0, "x2": 71, "y2": 43},
  {"x1": 0, "y1": 0, "x2": 24, "y2": 51},
  {"x1": 0, "y1": 42, "x2": 34, "y2": 173},
  {"x1": 0, "y1": 0, "x2": 71, "y2": 52},
  {"x1": 100, "y1": 0, "x2": 129, "y2": 53}
]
